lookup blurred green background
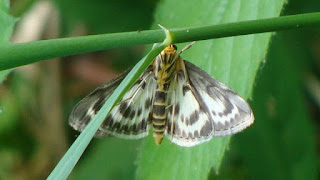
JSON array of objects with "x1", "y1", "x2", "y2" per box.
[{"x1": 0, "y1": 0, "x2": 319, "y2": 179}]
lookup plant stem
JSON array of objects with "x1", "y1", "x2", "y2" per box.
[{"x1": 1, "y1": 12, "x2": 320, "y2": 71}]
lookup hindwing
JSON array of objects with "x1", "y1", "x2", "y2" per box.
[{"x1": 165, "y1": 60, "x2": 254, "y2": 147}]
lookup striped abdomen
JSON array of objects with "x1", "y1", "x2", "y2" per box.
[{"x1": 152, "y1": 89, "x2": 168, "y2": 144}]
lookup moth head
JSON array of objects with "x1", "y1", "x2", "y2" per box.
[
  {"x1": 163, "y1": 44, "x2": 177, "y2": 55},
  {"x1": 161, "y1": 42, "x2": 195, "y2": 64},
  {"x1": 158, "y1": 44, "x2": 178, "y2": 65}
]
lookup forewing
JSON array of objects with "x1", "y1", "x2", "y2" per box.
[
  {"x1": 166, "y1": 65, "x2": 214, "y2": 147},
  {"x1": 98, "y1": 70, "x2": 156, "y2": 139},
  {"x1": 185, "y1": 61, "x2": 254, "y2": 136},
  {"x1": 69, "y1": 67, "x2": 156, "y2": 139},
  {"x1": 69, "y1": 68, "x2": 130, "y2": 134},
  {"x1": 165, "y1": 60, "x2": 254, "y2": 147}
]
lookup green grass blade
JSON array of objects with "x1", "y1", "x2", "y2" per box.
[
  {"x1": 47, "y1": 31, "x2": 172, "y2": 180},
  {"x1": 136, "y1": 0, "x2": 286, "y2": 179}
]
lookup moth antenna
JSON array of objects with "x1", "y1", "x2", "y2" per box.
[
  {"x1": 180, "y1": 41, "x2": 196, "y2": 53},
  {"x1": 174, "y1": 41, "x2": 196, "y2": 60}
]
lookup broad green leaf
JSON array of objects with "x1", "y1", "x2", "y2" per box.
[
  {"x1": 136, "y1": 0, "x2": 285, "y2": 179},
  {"x1": 0, "y1": 0, "x2": 15, "y2": 84},
  {"x1": 234, "y1": 31, "x2": 318, "y2": 179}
]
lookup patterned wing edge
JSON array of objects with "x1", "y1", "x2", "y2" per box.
[{"x1": 69, "y1": 68, "x2": 131, "y2": 136}]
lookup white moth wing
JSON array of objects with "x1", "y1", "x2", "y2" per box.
[
  {"x1": 165, "y1": 64, "x2": 214, "y2": 147},
  {"x1": 184, "y1": 61, "x2": 254, "y2": 136},
  {"x1": 69, "y1": 68, "x2": 130, "y2": 135},
  {"x1": 69, "y1": 67, "x2": 156, "y2": 139},
  {"x1": 165, "y1": 60, "x2": 254, "y2": 147},
  {"x1": 99, "y1": 70, "x2": 156, "y2": 139}
]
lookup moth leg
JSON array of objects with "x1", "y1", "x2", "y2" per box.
[
  {"x1": 170, "y1": 74, "x2": 179, "y2": 141},
  {"x1": 179, "y1": 59, "x2": 190, "y2": 84},
  {"x1": 165, "y1": 104, "x2": 173, "y2": 109}
]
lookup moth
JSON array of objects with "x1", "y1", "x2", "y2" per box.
[{"x1": 69, "y1": 43, "x2": 254, "y2": 147}]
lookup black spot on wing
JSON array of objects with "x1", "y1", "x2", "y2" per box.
[
  {"x1": 194, "y1": 131, "x2": 199, "y2": 138},
  {"x1": 141, "y1": 81, "x2": 146, "y2": 89},
  {"x1": 214, "y1": 121, "x2": 225, "y2": 131},
  {"x1": 177, "y1": 70, "x2": 185, "y2": 80},
  {"x1": 188, "y1": 110, "x2": 199, "y2": 125},
  {"x1": 148, "y1": 112, "x2": 153, "y2": 124},
  {"x1": 200, "y1": 120, "x2": 212, "y2": 137},
  {"x1": 112, "y1": 122, "x2": 121, "y2": 130},
  {"x1": 230, "y1": 118, "x2": 236, "y2": 126},
  {"x1": 137, "y1": 109, "x2": 142, "y2": 116},
  {"x1": 136, "y1": 78, "x2": 142, "y2": 84},
  {"x1": 129, "y1": 110, "x2": 136, "y2": 119},
  {"x1": 119, "y1": 102, "x2": 128, "y2": 114},
  {"x1": 224, "y1": 120, "x2": 231, "y2": 130},
  {"x1": 182, "y1": 130, "x2": 187, "y2": 137},
  {"x1": 145, "y1": 98, "x2": 152, "y2": 109},
  {"x1": 180, "y1": 114, "x2": 184, "y2": 123},
  {"x1": 182, "y1": 85, "x2": 191, "y2": 96},
  {"x1": 118, "y1": 101, "x2": 133, "y2": 119},
  {"x1": 174, "y1": 123, "x2": 181, "y2": 136},
  {"x1": 121, "y1": 125, "x2": 129, "y2": 133},
  {"x1": 132, "y1": 122, "x2": 139, "y2": 133},
  {"x1": 174, "y1": 103, "x2": 180, "y2": 115},
  {"x1": 122, "y1": 107, "x2": 131, "y2": 118},
  {"x1": 137, "y1": 119, "x2": 147, "y2": 130},
  {"x1": 221, "y1": 98, "x2": 234, "y2": 116},
  {"x1": 92, "y1": 98, "x2": 106, "y2": 113},
  {"x1": 102, "y1": 115, "x2": 114, "y2": 127}
]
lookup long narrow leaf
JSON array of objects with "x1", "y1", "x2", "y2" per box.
[{"x1": 47, "y1": 29, "x2": 172, "y2": 179}]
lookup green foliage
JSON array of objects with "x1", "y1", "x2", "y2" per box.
[
  {"x1": 53, "y1": 0, "x2": 156, "y2": 35},
  {"x1": 0, "y1": 0, "x2": 319, "y2": 179},
  {"x1": 233, "y1": 31, "x2": 318, "y2": 180}
]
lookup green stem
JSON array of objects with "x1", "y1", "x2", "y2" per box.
[{"x1": 1, "y1": 12, "x2": 320, "y2": 71}]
